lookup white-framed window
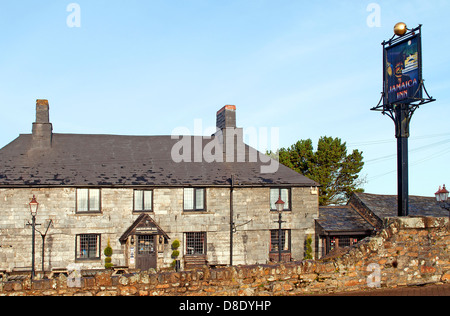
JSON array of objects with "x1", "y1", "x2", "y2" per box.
[
  {"x1": 76, "y1": 188, "x2": 101, "y2": 213},
  {"x1": 269, "y1": 188, "x2": 291, "y2": 211},
  {"x1": 183, "y1": 188, "x2": 205, "y2": 211},
  {"x1": 134, "y1": 189, "x2": 153, "y2": 212}
]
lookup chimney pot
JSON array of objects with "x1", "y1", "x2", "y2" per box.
[{"x1": 35, "y1": 99, "x2": 50, "y2": 123}]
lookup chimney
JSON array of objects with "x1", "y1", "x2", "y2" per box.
[
  {"x1": 214, "y1": 105, "x2": 244, "y2": 162},
  {"x1": 32, "y1": 99, "x2": 53, "y2": 149},
  {"x1": 216, "y1": 105, "x2": 236, "y2": 129}
]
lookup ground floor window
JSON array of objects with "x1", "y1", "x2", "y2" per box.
[
  {"x1": 270, "y1": 229, "x2": 291, "y2": 253},
  {"x1": 76, "y1": 234, "x2": 101, "y2": 260},
  {"x1": 185, "y1": 232, "x2": 206, "y2": 255},
  {"x1": 321, "y1": 235, "x2": 365, "y2": 257}
]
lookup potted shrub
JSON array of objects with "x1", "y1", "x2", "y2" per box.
[
  {"x1": 104, "y1": 238, "x2": 114, "y2": 269},
  {"x1": 171, "y1": 239, "x2": 181, "y2": 271},
  {"x1": 304, "y1": 235, "x2": 313, "y2": 260}
]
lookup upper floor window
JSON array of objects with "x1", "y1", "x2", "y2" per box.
[
  {"x1": 134, "y1": 189, "x2": 153, "y2": 212},
  {"x1": 184, "y1": 188, "x2": 205, "y2": 211},
  {"x1": 270, "y1": 188, "x2": 291, "y2": 211},
  {"x1": 76, "y1": 188, "x2": 101, "y2": 213}
]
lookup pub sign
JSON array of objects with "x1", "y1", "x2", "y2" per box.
[{"x1": 384, "y1": 32, "x2": 422, "y2": 106}]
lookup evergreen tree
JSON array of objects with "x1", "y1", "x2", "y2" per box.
[{"x1": 274, "y1": 136, "x2": 365, "y2": 206}]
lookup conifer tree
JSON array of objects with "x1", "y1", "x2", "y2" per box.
[{"x1": 274, "y1": 136, "x2": 364, "y2": 206}]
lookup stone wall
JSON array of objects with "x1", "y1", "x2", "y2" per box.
[{"x1": 1, "y1": 216, "x2": 448, "y2": 296}]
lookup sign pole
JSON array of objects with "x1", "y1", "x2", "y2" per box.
[
  {"x1": 371, "y1": 23, "x2": 435, "y2": 217},
  {"x1": 395, "y1": 104, "x2": 410, "y2": 216}
]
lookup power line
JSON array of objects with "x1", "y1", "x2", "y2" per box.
[
  {"x1": 410, "y1": 147, "x2": 450, "y2": 166},
  {"x1": 365, "y1": 139, "x2": 450, "y2": 165},
  {"x1": 367, "y1": 143, "x2": 450, "y2": 181},
  {"x1": 348, "y1": 132, "x2": 450, "y2": 148}
]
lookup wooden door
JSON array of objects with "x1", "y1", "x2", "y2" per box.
[{"x1": 136, "y1": 235, "x2": 156, "y2": 271}]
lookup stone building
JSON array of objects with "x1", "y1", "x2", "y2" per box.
[
  {"x1": 316, "y1": 192, "x2": 448, "y2": 258},
  {"x1": 0, "y1": 100, "x2": 319, "y2": 273}
]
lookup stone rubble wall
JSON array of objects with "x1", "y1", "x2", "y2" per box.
[{"x1": 1, "y1": 216, "x2": 448, "y2": 296}]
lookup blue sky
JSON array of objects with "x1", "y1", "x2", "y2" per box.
[{"x1": 0, "y1": 0, "x2": 449, "y2": 197}]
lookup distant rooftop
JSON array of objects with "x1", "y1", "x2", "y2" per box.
[
  {"x1": 354, "y1": 192, "x2": 448, "y2": 218},
  {"x1": 317, "y1": 205, "x2": 374, "y2": 234},
  {"x1": 316, "y1": 192, "x2": 448, "y2": 237}
]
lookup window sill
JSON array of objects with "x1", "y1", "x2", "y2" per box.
[
  {"x1": 182, "y1": 210, "x2": 211, "y2": 215},
  {"x1": 75, "y1": 258, "x2": 101, "y2": 263},
  {"x1": 75, "y1": 211, "x2": 102, "y2": 215}
]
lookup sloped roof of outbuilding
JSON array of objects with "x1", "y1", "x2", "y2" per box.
[{"x1": 317, "y1": 205, "x2": 375, "y2": 234}]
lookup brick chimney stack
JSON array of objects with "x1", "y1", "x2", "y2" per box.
[
  {"x1": 214, "y1": 105, "x2": 244, "y2": 162},
  {"x1": 32, "y1": 99, "x2": 53, "y2": 149},
  {"x1": 216, "y1": 105, "x2": 236, "y2": 130}
]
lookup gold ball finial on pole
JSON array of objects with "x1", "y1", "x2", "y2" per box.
[{"x1": 394, "y1": 22, "x2": 408, "y2": 36}]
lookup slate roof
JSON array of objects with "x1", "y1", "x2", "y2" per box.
[
  {"x1": 317, "y1": 205, "x2": 374, "y2": 234},
  {"x1": 316, "y1": 191, "x2": 448, "y2": 236},
  {"x1": 0, "y1": 133, "x2": 318, "y2": 188},
  {"x1": 354, "y1": 192, "x2": 448, "y2": 218}
]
